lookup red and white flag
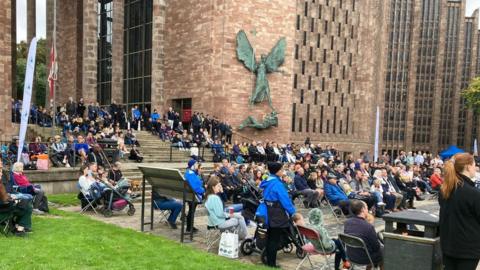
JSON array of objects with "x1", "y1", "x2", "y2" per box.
[{"x1": 48, "y1": 43, "x2": 57, "y2": 99}]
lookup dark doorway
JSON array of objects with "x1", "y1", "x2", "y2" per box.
[{"x1": 172, "y1": 98, "x2": 192, "y2": 125}]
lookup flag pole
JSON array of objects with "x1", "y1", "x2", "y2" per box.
[{"x1": 50, "y1": 0, "x2": 57, "y2": 138}]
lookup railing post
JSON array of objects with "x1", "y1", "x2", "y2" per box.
[{"x1": 170, "y1": 145, "x2": 173, "y2": 162}]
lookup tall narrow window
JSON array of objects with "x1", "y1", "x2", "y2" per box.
[
  {"x1": 333, "y1": 106, "x2": 337, "y2": 133},
  {"x1": 314, "y1": 90, "x2": 318, "y2": 105},
  {"x1": 306, "y1": 104, "x2": 310, "y2": 132},
  {"x1": 123, "y1": 0, "x2": 153, "y2": 111},
  {"x1": 97, "y1": 0, "x2": 113, "y2": 105},
  {"x1": 320, "y1": 105, "x2": 324, "y2": 133},
  {"x1": 292, "y1": 103, "x2": 297, "y2": 132}
]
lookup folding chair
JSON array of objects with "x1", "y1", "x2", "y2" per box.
[
  {"x1": 324, "y1": 198, "x2": 345, "y2": 224},
  {"x1": 77, "y1": 183, "x2": 100, "y2": 215},
  {"x1": 338, "y1": 233, "x2": 380, "y2": 270},
  {"x1": 0, "y1": 211, "x2": 14, "y2": 236},
  {"x1": 152, "y1": 199, "x2": 170, "y2": 224},
  {"x1": 296, "y1": 225, "x2": 335, "y2": 270},
  {"x1": 205, "y1": 225, "x2": 237, "y2": 252}
]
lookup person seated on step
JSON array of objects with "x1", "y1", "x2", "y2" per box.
[
  {"x1": 12, "y1": 162, "x2": 49, "y2": 214},
  {"x1": 74, "y1": 135, "x2": 89, "y2": 164},
  {"x1": 87, "y1": 144, "x2": 104, "y2": 167},
  {"x1": 205, "y1": 176, "x2": 248, "y2": 240},
  {"x1": 50, "y1": 135, "x2": 70, "y2": 168},
  {"x1": 293, "y1": 210, "x2": 351, "y2": 270},
  {"x1": 28, "y1": 136, "x2": 48, "y2": 162},
  {"x1": 128, "y1": 145, "x2": 143, "y2": 163},
  {"x1": 152, "y1": 190, "x2": 182, "y2": 229},
  {"x1": 294, "y1": 167, "x2": 321, "y2": 208}
]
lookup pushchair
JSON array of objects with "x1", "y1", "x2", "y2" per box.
[
  {"x1": 240, "y1": 198, "x2": 306, "y2": 264},
  {"x1": 102, "y1": 178, "x2": 136, "y2": 217}
]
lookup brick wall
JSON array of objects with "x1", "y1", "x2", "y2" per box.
[
  {"x1": 55, "y1": 0, "x2": 80, "y2": 104},
  {"x1": 0, "y1": 0, "x2": 16, "y2": 140},
  {"x1": 81, "y1": 0, "x2": 98, "y2": 104},
  {"x1": 111, "y1": 0, "x2": 124, "y2": 103},
  {"x1": 151, "y1": 0, "x2": 166, "y2": 111},
  {"x1": 163, "y1": 0, "x2": 296, "y2": 143}
]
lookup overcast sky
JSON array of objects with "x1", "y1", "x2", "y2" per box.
[{"x1": 15, "y1": 0, "x2": 480, "y2": 43}]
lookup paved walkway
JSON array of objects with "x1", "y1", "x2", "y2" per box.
[{"x1": 60, "y1": 197, "x2": 441, "y2": 269}]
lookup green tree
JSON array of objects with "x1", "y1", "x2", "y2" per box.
[
  {"x1": 462, "y1": 76, "x2": 480, "y2": 114},
  {"x1": 15, "y1": 38, "x2": 48, "y2": 106}
]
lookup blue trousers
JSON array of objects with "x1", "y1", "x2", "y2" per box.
[{"x1": 154, "y1": 199, "x2": 182, "y2": 224}]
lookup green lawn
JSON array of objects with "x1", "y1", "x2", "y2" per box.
[
  {"x1": 48, "y1": 193, "x2": 80, "y2": 206},
  {"x1": 0, "y1": 209, "x2": 269, "y2": 270}
]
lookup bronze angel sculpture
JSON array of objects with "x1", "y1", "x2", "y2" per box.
[{"x1": 236, "y1": 30, "x2": 286, "y2": 109}]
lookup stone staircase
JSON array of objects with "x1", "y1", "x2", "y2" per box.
[{"x1": 134, "y1": 131, "x2": 214, "y2": 163}]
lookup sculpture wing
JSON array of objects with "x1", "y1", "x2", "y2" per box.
[
  {"x1": 236, "y1": 30, "x2": 256, "y2": 72},
  {"x1": 265, "y1": 37, "x2": 286, "y2": 73}
]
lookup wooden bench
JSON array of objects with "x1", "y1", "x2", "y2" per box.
[{"x1": 138, "y1": 166, "x2": 199, "y2": 243}]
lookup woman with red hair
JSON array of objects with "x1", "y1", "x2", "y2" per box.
[{"x1": 439, "y1": 153, "x2": 480, "y2": 270}]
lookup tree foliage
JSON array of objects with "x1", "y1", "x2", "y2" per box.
[
  {"x1": 462, "y1": 77, "x2": 480, "y2": 114},
  {"x1": 15, "y1": 39, "x2": 48, "y2": 106}
]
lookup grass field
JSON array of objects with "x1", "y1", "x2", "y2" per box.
[
  {"x1": 48, "y1": 193, "x2": 79, "y2": 206},
  {"x1": 0, "y1": 209, "x2": 268, "y2": 270}
]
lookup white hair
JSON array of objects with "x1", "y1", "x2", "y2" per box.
[{"x1": 12, "y1": 162, "x2": 24, "y2": 173}]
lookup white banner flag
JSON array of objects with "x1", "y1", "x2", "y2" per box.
[
  {"x1": 374, "y1": 106, "x2": 380, "y2": 162},
  {"x1": 17, "y1": 37, "x2": 38, "y2": 162}
]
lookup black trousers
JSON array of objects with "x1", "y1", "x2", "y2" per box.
[
  {"x1": 265, "y1": 227, "x2": 287, "y2": 267},
  {"x1": 443, "y1": 255, "x2": 479, "y2": 270},
  {"x1": 186, "y1": 201, "x2": 197, "y2": 231}
]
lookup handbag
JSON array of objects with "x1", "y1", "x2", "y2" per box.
[
  {"x1": 36, "y1": 159, "x2": 49, "y2": 171},
  {"x1": 218, "y1": 231, "x2": 239, "y2": 259}
]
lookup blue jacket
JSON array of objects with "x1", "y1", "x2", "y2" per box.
[
  {"x1": 133, "y1": 109, "x2": 141, "y2": 120},
  {"x1": 184, "y1": 169, "x2": 205, "y2": 201},
  {"x1": 256, "y1": 174, "x2": 296, "y2": 225},
  {"x1": 294, "y1": 174, "x2": 310, "y2": 191},
  {"x1": 324, "y1": 181, "x2": 348, "y2": 205},
  {"x1": 151, "y1": 112, "x2": 160, "y2": 122}
]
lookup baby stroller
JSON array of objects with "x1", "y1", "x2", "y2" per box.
[
  {"x1": 102, "y1": 178, "x2": 136, "y2": 217},
  {"x1": 240, "y1": 199, "x2": 306, "y2": 264}
]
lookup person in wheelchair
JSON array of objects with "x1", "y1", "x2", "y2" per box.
[
  {"x1": 12, "y1": 162, "x2": 49, "y2": 214},
  {"x1": 205, "y1": 176, "x2": 248, "y2": 240},
  {"x1": 0, "y1": 164, "x2": 33, "y2": 237}
]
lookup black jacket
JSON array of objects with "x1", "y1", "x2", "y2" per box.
[
  {"x1": 439, "y1": 174, "x2": 480, "y2": 259},
  {"x1": 344, "y1": 216, "x2": 383, "y2": 264}
]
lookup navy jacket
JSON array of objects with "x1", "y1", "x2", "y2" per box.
[
  {"x1": 344, "y1": 216, "x2": 383, "y2": 264},
  {"x1": 294, "y1": 174, "x2": 310, "y2": 191}
]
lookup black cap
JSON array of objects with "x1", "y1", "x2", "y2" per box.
[{"x1": 267, "y1": 162, "x2": 282, "y2": 174}]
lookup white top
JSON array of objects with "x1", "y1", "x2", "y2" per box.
[{"x1": 78, "y1": 175, "x2": 96, "y2": 195}]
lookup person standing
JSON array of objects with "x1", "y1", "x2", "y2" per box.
[
  {"x1": 439, "y1": 153, "x2": 480, "y2": 270},
  {"x1": 184, "y1": 159, "x2": 205, "y2": 233},
  {"x1": 258, "y1": 162, "x2": 296, "y2": 268}
]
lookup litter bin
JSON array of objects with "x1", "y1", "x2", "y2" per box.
[{"x1": 382, "y1": 209, "x2": 442, "y2": 270}]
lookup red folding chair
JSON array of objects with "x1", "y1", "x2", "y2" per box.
[{"x1": 296, "y1": 225, "x2": 335, "y2": 270}]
